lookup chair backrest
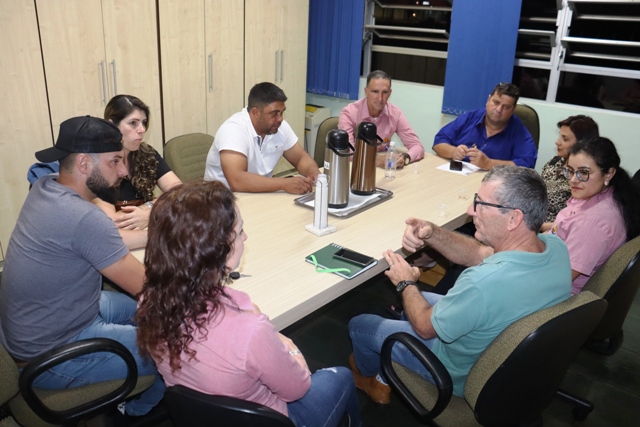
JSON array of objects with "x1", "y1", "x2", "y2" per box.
[
  {"x1": 513, "y1": 103, "x2": 540, "y2": 149},
  {"x1": 313, "y1": 117, "x2": 339, "y2": 168},
  {"x1": 464, "y1": 292, "x2": 606, "y2": 426},
  {"x1": 1, "y1": 338, "x2": 156, "y2": 427},
  {"x1": 581, "y1": 235, "x2": 640, "y2": 341},
  {"x1": 164, "y1": 133, "x2": 214, "y2": 182},
  {"x1": 164, "y1": 385, "x2": 295, "y2": 427},
  {"x1": 632, "y1": 168, "x2": 640, "y2": 194},
  {"x1": 0, "y1": 343, "x2": 20, "y2": 409}
]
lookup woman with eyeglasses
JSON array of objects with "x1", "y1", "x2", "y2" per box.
[
  {"x1": 136, "y1": 180, "x2": 361, "y2": 427},
  {"x1": 543, "y1": 137, "x2": 640, "y2": 294},
  {"x1": 539, "y1": 115, "x2": 599, "y2": 223}
]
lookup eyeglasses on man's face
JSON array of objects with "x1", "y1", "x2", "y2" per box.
[
  {"x1": 562, "y1": 166, "x2": 602, "y2": 183},
  {"x1": 473, "y1": 193, "x2": 522, "y2": 213}
]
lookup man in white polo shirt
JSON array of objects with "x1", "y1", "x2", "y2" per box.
[{"x1": 205, "y1": 82, "x2": 320, "y2": 194}]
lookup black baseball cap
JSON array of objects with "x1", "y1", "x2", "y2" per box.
[{"x1": 35, "y1": 116, "x2": 123, "y2": 163}]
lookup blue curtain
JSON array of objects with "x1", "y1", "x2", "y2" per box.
[
  {"x1": 442, "y1": 0, "x2": 523, "y2": 115},
  {"x1": 307, "y1": 0, "x2": 365, "y2": 100}
]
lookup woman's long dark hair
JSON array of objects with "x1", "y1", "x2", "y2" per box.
[
  {"x1": 136, "y1": 180, "x2": 237, "y2": 371},
  {"x1": 104, "y1": 94, "x2": 157, "y2": 201},
  {"x1": 570, "y1": 137, "x2": 640, "y2": 241}
]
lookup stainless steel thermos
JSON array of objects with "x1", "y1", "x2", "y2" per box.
[
  {"x1": 324, "y1": 129, "x2": 352, "y2": 208},
  {"x1": 350, "y1": 121, "x2": 383, "y2": 195}
]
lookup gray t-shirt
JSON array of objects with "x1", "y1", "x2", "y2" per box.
[{"x1": 0, "y1": 175, "x2": 129, "y2": 359}]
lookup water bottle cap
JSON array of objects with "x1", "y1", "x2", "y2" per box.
[{"x1": 389, "y1": 141, "x2": 396, "y2": 147}]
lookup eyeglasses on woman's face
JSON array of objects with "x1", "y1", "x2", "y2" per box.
[
  {"x1": 562, "y1": 166, "x2": 603, "y2": 183},
  {"x1": 473, "y1": 193, "x2": 522, "y2": 213}
]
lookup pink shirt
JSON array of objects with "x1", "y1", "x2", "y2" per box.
[
  {"x1": 549, "y1": 187, "x2": 626, "y2": 295},
  {"x1": 154, "y1": 288, "x2": 311, "y2": 416},
  {"x1": 338, "y1": 97, "x2": 425, "y2": 162}
]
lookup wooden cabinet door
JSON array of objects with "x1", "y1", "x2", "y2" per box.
[
  {"x1": 244, "y1": 0, "x2": 308, "y2": 139},
  {"x1": 159, "y1": 0, "x2": 207, "y2": 141},
  {"x1": 278, "y1": 0, "x2": 309, "y2": 143},
  {"x1": 160, "y1": 0, "x2": 244, "y2": 142},
  {"x1": 0, "y1": 0, "x2": 52, "y2": 254},
  {"x1": 102, "y1": 0, "x2": 163, "y2": 152},
  {"x1": 37, "y1": 0, "x2": 107, "y2": 132},
  {"x1": 245, "y1": 0, "x2": 309, "y2": 174},
  {"x1": 205, "y1": 0, "x2": 245, "y2": 136},
  {"x1": 244, "y1": 0, "x2": 282, "y2": 93},
  {"x1": 38, "y1": 0, "x2": 162, "y2": 150}
]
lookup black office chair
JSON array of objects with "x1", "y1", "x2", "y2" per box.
[
  {"x1": 632, "y1": 168, "x2": 640, "y2": 194},
  {"x1": 1, "y1": 338, "x2": 156, "y2": 427},
  {"x1": 164, "y1": 385, "x2": 295, "y2": 427},
  {"x1": 380, "y1": 292, "x2": 607, "y2": 426},
  {"x1": 581, "y1": 234, "x2": 640, "y2": 355},
  {"x1": 165, "y1": 385, "x2": 351, "y2": 427},
  {"x1": 554, "y1": 236, "x2": 640, "y2": 420}
]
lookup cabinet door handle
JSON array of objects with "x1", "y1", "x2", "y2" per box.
[
  {"x1": 280, "y1": 49, "x2": 284, "y2": 82},
  {"x1": 209, "y1": 53, "x2": 214, "y2": 91},
  {"x1": 111, "y1": 60, "x2": 118, "y2": 95},
  {"x1": 100, "y1": 60, "x2": 107, "y2": 105},
  {"x1": 275, "y1": 50, "x2": 279, "y2": 83}
]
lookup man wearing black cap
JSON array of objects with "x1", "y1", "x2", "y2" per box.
[{"x1": 0, "y1": 116, "x2": 164, "y2": 416}]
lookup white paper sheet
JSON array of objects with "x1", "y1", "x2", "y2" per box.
[{"x1": 437, "y1": 161, "x2": 482, "y2": 176}]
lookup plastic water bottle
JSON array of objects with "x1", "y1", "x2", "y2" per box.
[{"x1": 384, "y1": 141, "x2": 398, "y2": 180}]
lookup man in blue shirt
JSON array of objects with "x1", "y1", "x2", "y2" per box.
[{"x1": 433, "y1": 83, "x2": 537, "y2": 169}]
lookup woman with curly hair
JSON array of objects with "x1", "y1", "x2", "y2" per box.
[
  {"x1": 95, "y1": 94, "x2": 181, "y2": 231},
  {"x1": 136, "y1": 180, "x2": 361, "y2": 427}
]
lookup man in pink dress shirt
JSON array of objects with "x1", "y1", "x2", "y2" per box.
[{"x1": 339, "y1": 70, "x2": 425, "y2": 169}]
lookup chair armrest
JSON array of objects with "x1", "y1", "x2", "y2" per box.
[
  {"x1": 18, "y1": 338, "x2": 137, "y2": 424},
  {"x1": 381, "y1": 332, "x2": 453, "y2": 421}
]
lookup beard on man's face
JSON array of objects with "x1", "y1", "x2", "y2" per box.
[{"x1": 86, "y1": 167, "x2": 121, "y2": 204}]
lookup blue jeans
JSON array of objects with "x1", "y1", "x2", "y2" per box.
[
  {"x1": 348, "y1": 292, "x2": 443, "y2": 385},
  {"x1": 31, "y1": 291, "x2": 165, "y2": 416},
  {"x1": 287, "y1": 366, "x2": 361, "y2": 427}
]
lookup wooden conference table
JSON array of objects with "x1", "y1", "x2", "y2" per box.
[{"x1": 133, "y1": 154, "x2": 486, "y2": 330}]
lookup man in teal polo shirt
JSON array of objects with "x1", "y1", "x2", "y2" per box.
[{"x1": 348, "y1": 166, "x2": 571, "y2": 403}]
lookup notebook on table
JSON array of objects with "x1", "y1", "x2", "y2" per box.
[{"x1": 305, "y1": 243, "x2": 378, "y2": 279}]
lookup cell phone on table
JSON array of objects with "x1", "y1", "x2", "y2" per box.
[
  {"x1": 450, "y1": 160, "x2": 463, "y2": 171},
  {"x1": 333, "y1": 248, "x2": 375, "y2": 267}
]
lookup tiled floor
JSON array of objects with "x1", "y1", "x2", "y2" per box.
[{"x1": 282, "y1": 273, "x2": 640, "y2": 427}]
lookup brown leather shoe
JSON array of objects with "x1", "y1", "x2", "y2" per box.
[{"x1": 348, "y1": 353, "x2": 391, "y2": 404}]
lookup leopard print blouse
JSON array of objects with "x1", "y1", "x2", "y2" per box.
[{"x1": 541, "y1": 156, "x2": 571, "y2": 223}]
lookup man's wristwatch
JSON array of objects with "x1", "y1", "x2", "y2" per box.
[
  {"x1": 401, "y1": 153, "x2": 410, "y2": 165},
  {"x1": 396, "y1": 280, "x2": 417, "y2": 294},
  {"x1": 144, "y1": 201, "x2": 154, "y2": 209}
]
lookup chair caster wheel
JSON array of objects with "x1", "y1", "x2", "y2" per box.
[{"x1": 573, "y1": 407, "x2": 590, "y2": 421}]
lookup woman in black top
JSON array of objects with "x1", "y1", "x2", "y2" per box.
[{"x1": 95, "y1": 95, "x2": 181, "y2": 231}]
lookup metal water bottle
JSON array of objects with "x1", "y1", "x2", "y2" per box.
[
  {"x1": 324, "y1": 129, "x2": 352, "y2": 208},
  {"x1": 350, "y1": 122, "x2": 383, "y2": 195}
]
